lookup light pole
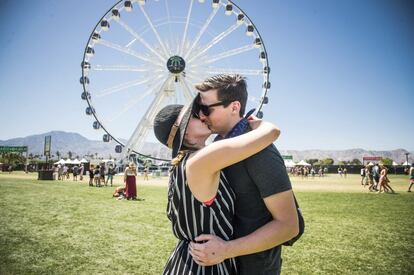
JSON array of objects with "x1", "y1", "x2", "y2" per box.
[{"x1": 405, "y1": 152, "x2": 410, "y2": 165}]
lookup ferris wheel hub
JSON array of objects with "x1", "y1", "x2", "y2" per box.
[{"x1": 166, "y1": 55, "x2": 186, "y2": 74}]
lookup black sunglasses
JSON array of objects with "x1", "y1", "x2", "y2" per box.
[{"x1": 195, "y1": 100, "x2": 232, "y2": 116}]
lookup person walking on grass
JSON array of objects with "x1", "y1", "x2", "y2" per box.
[
  {"x1": 106, "y1": 164, "x2": 115, "y2": 187},
  {"x1": 143, "y1": 166, "x2": 149, "y2": 181},
  {"x1": 94, "y1": 165, "x2": 101, "y2": 187},
  {"x1": 378, "y1": 165, "x2": 395, "y2": 194},
  {"x1": 88, "y1": 165, "x2": 94, "y2": 186},
  {"x1": 100, "y1": 163, "x2": 106, "y2": 186},
  {"x1": 79, "y1": 164, "x2": 84, "y2": 181},
  {"x1": 407, "y1": 163, "x2": 414, "y2": 192},
  {"x1": 73, "y1": 165, "x2": 79, "y2": 181},
  {"x1": 360, "y1": 166, "x2": 366, "y2": 185}
]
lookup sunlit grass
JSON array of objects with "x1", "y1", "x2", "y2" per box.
[{"x1": 0, "y1": 172, "x2": 413, "y2": 274}]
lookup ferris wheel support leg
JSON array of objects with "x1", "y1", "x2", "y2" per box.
[
  {"x1": 181, "y1": 78, "x2": 197, "y2": 101},
  {"x1": 121, "y1": 77, "x2": 172, "y2": 160}
]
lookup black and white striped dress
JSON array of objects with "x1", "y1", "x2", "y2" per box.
[{"x1": 163, "y1": 153, "x2": 237, "y2": 275}]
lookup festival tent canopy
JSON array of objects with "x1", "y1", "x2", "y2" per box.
[
  {"x1": 392, "y1": 161, "x2": 399, "y2": 166},
  {"x1": 72, "y1": 159, "x2": 81, "y2": 165},
  {"x1": 65, "y1": 158, "x2": 73, "y2": 164},
  {"x1": 297, "y1": 160, "x2": 311, "y2": 166},
  {"x1": 284, "y1": 159, "x2": 296, "y2": 168},
  {"x1": 54, "y1": 159, "x2": 66, "y2": 165},
  {"x1": 402, "y1": 161, "x2": 411, "y2": 166},
  {"x1": 80, "y1": 158, "x2": 89, "y2": 163},
  {"x1": 368, "y1": 162, "x2": 374, "y2": 166}
]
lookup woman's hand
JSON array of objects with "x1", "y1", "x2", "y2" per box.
[{"x1": 247, "y1": 115, "x2": 262, "y2": 130}]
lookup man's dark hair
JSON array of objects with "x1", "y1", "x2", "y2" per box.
[{"x1": 195, "y1": 74, "x2": 247, "y2": 117}]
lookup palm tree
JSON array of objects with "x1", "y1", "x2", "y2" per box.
[{"x1": 68, "y1": 151, "x2": 73, "y2": 159}]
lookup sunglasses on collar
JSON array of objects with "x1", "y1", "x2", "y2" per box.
[{"x1": 195, "y1": 100, "x2": 233, "y2": 116}]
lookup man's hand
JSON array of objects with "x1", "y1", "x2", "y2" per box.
[{"x1": 189, "y1": 234, "x2": 229, "y2": 266}]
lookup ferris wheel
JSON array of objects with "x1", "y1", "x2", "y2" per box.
[{"x1": 81, "y1": 0, "x2": 270, "y2": 161}]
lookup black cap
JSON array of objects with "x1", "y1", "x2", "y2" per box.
[{"x1": 153, "y1": 99, "x2": 197, "y2": 158}]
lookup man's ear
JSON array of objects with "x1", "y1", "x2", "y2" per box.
[{"x1": 232, "y1": 101, "x2": 241, "y2": 115}]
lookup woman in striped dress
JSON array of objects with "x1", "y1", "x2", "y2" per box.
[{"x1": 153, "y1": 100, "x2": 280, "y2": 275}]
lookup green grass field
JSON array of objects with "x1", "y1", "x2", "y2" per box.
[{"x1": 0, "y1": 172, "x2": 413, "y2": 274}]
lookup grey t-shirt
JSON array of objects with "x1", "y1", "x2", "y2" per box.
[{"x1": 223, "y1": 144, "x2": 292, "y2": 275}]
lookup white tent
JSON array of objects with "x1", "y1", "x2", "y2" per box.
[
  {"x1": 392, "y1": 161, "x2": 399, "y2": 166},
  {"x1": 297, "y1": 160, "x2": 311, "y2": 166},
  {"x1": 65, "y1": 158, "x2": 73, "y2": 164},
  {"x1": 284, "y1": 159, "x2": 296, "y2": 168},
  {"x1": 402, "y1": 161, "x2": 411, "y2": 166},
  {"x1": 80, "y1": 158, "x2": 89, "y2": 163},
  {"x1": 72, "y1": 159, "x2": 81, "y2": 165},
  {"x1": 54, "y1": 159, "x2": 66, "y2": 165},
  {"x1": 368, "y1": 162, "x2": 374, "y2": 166}
]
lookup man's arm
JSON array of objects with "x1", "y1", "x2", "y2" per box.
[{"x1": 189, "y1": 189, "x2": 299, "y2": 266}]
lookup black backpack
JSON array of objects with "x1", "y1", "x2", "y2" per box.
[{"x1": 282, "y1": 194, "x2": 305, "y2": 246}]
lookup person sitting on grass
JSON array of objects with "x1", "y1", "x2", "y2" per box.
[{"x1": 112, "y1": 186, "x2": 126, "y2": 200}]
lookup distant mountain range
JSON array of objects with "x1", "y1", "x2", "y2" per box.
[{"x1": 1, "y1": 131, "x2": 413, "y2": 163}]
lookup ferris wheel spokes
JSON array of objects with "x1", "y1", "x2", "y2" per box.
[
  {"x1": 104, "y1": 74, "x2": 167, "y2": 124},
  {"x1": 92, "y1": 64, "x2": 164, "y2": 73},
  {"x1": 180, "y1": 77, "x2": 197, "y2": 101},
  {"x1": 139, "y1": 4, "x2": 171, "y2": 57},
  {"x1": 203, "y1": 67, "x2": 262, "y2": 76},
  {"x1": 98, "y1": 38, "x2": 157, "y2": 64},
  {"x1": 95, "y1": 76, "x2": 158, "y2": 98},
  {"x1": 185, "y1": 71, "x2": 205, "y2": 83},
  {"x1": 187, "y1": 22, "x2": 242, "y2": 63},
  {"x1": 180, "y1": 0, "x2": 195, "y2": 56},
  {"x1": 164, "y1": 0, "x2": 174, "y2": 44},
  {"x1": 183, "y1": 7, "x2": 219, "y2": 60},
  {"x1": 191, "y1": 44, "x2": 256, "y2": 66},
  {"x1": 115, "y1": 17, "x2": 168, "y2": 62},
  {"x1": 122, "y1": 76, "x2": 174, "y2": 158}
]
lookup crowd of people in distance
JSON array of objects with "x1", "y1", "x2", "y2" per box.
[
  {"x1": 53, "y1": 164, "x2": 85, "y2": 181},
  {"x1": 49, "y1": 161, "x2": 145, "y2": 201},
  {"x1": 360, "y1": 163, "x2": 395, "y2": 193},
  {"x1": 337, "y1": 167, "x2": 348, "y2": 177},
  {"x1": 289, "y1": 166, "x2": 327, "y2": 178},
  {"x1": 87, "y1": 163, "x2": 116, "y2": 187}
]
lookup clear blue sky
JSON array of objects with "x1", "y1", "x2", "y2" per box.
[{"x1": 0, "y1": 0, "x2": 413, "y2": 151}]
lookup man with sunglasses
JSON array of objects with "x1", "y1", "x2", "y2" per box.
[{"x1": 189, "y1": 74, "x2": 298, "y2": 274}]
